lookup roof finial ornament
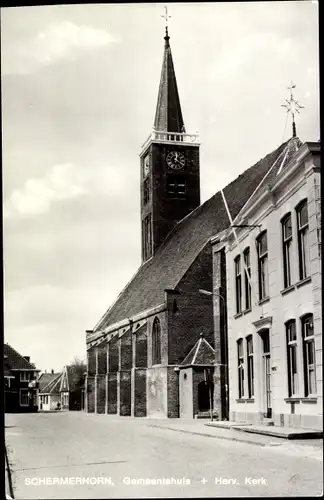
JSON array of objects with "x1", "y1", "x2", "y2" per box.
[
  {"x1": 281, "y1": 82, "x2": 304, "y2": 138},
  {"x1": 161, "y1": 5, "x2": 171, "y2": 41}
]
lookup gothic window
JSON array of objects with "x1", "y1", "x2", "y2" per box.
[
  {"x1": 142, "y1": 214, "x2": 152, "y2": 261},
  {"x1": 282, "y1": 213, "x2": 293, "y2": 288},
  {"x1": 286, "y1": 320, "x2": 298, "y2": 397},
  {"x1": 234, "y1": 255, "x2": 242, "y2": 314},
  {"x1": 167, "y1": 174, "x2": 186, "y2": 198},
  {"x1": 296, "y1": 200, "x2": 310, "y2": 280},
  {"x1": 257, "y1": 231, "x2": 269, "y2": 300},
  {"x1": 301, "y1": 314, "x2": 316, "y2": 396},
  {"x1": 243, "y1": 247, "x2": 252, "y2": 310},
  {"x1": 152, "y1": 317, "x2": 161, "y2": 365}
]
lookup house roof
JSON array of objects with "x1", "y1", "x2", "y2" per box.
[
  {"x1": 94, "y1": 139, "x2": 289, "y2": 332},
  {"x1": 38, "y1": 372, "x2": 61, "y2": 394},
  {"x1": 181, "y1": 334, "x2": 215, "y2": 367},
  {"x1": 154, "y1": 31, "x2": 185, "y2": 133},
  {"x1": 4, "y1": 343, "x2": 39, "y2": 371}
]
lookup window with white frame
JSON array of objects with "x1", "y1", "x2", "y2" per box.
[
  {"x1": 282, "y1": 213, "x2": 293, "y2": 288},
  {"x1": 296, "y1": 200, "x2": 310, "y2": 280},
  {"x1": 20, "y1": 371, "x2": 29, "y2": 382},
  {"x1": 286, "y1": 320, "x2": 298, "y2": 397},
  {"x1": 257, "y1": 231, "x2": 269, "y2": 300},
  {"x1": 237, "y1": 339, "x2": 244, "y2": 398},
  {"x1": 301, "y1": 314, "x2": 316, "y2": 396},
  {"x1": 243, "y1": 247, "x2": 252, "y2": 310},
  {"x1": 246, "y1": 335, "x2": 254, "y2": 398},
  {"x1": 20, "y1": 389, "x2": 29, "y2": 406},
  {"x1": 234, "y1": 255, "x2": 242, "y2": 314}
]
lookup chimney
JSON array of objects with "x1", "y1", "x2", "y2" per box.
[
  {"x1": 51, "y1": 369, "x2": 54, "y2": 374},
  {"x1": 24, "y1": 356, "x2": 30, "y2": 362}
]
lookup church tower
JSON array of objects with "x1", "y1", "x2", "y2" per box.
[{"x1": 140, "y1": 24, "x2": 200, "y2": 263}]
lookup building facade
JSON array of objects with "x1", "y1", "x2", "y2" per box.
[
  {"x1": 212, "y1": 139, "x2": 322, "y2": 430},
  {"x1": 4, "y1": 344, "x2": 40, "y2": 413},
  {"x1": 39, "y1": 365, "x2": 85, "y2": 411}
]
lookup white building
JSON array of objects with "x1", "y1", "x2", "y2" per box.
[{"x1": 212, "y1": 138, "x2": 321, "y2": 430}]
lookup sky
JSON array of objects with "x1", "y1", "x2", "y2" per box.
[{"x1": 2, "y1": 2, "x2": 319, "y2": 372}]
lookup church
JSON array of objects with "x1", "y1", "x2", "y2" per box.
[{"x1": 85, "y1": 25, "x2": 299, "y2": 419}]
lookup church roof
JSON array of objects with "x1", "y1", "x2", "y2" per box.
[
  {"x1": 180, "y1": 334, "x2": 215, "y2": 367},
  {"x1": 154, "y1": 31, "x2": 185, "y2": 133},
  {"x1": 94, "y1": 139, "x2": 289, "y2": 332}
]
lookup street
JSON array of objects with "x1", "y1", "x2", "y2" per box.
[{"x1": 5, "y1": 411, "x2": 323, "y2": 499}]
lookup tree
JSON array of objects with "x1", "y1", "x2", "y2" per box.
[{"x1": 67, "y1": 357, "x2": 87, "y2": 391}]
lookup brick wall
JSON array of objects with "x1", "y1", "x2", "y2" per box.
[
  {"x1": 97, "y1": 344, "x2": 107, "y2": 374},
  {"x1": 107, "y1": 373, "x2": 117, "y2": 414},
  {"x1": 87, "y1": 347, "x2": 96, "y2": 376},
  {"x1": 96, "y1": 375, "x2": 106, "y2": 414},
  {"x1": 119, "y1": 371, "x2": 131, "y2": 416},
  {"x1": 87, "y1": 377, "x2": 95, "y2": 413},
  {"x1": 135, "y1": 325, "x2": 148, "y2": 368},
  {"x1": 109, "y1": 337, "x2": 119, "y2": 372},
  {"x1": 167, "y1": 366, "x2": 179, "y2": 418},
  {"x1": 133, "y1": 368, "x2": 147, "y2": 417},
  {"x1": 168, "y1": 243, "x2": 214, "y2": 365},
  {"x1": 120, "y1": 331, "x2": 132, "y2": 371}
]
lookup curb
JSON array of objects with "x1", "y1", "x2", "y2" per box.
[{"x1": 147, "y1": 424, "x2": 267, "y2": 447}]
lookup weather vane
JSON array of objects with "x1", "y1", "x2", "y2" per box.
[
  {"x1": 161, "y1": 5, "x2": 171, "y2": 37},
  {"x1": 281, "y1": 82, "x2": 304, "y2": 138}
]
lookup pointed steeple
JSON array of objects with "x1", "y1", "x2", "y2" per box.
[{"x1": 154, "y1": 28, "x2": 185, "y2": 133}]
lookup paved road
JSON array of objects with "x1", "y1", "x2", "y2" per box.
[{"x1": 5, "y1": 412, "x2": 323, "y2": 499}]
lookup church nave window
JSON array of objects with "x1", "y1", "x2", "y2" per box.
[{"x1": 167, "y1": 174, "x2": 186, "y2": 199}]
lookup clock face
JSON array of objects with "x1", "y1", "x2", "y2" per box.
[
  {"x1": 166, "y1": 151, "x2": 186, "y2": 170},
  {"x1": 143, "y1": 155, "x2": 150, "y2": 176}
]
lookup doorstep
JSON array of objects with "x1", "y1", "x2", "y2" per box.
[{"x1": 206, "y1": 422, "x2": 323, "y2": 440}]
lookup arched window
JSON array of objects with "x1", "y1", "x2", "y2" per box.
[{"x1": 152, "y1": 317, "x2": 161, "y2": 365}]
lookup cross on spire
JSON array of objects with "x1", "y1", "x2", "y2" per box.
[
  {"x1": 161, "y1": 5, "x2": 171, "y2": 38},
  {"x1": 281, "y1": 82, "x2": 304, "y2": 138}
]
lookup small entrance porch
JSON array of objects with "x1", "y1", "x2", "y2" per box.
[{"x1": 178, "y1": 333, "x2": 216, "y2": 419}]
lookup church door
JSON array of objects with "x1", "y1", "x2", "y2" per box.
[{"x1": 198, "y1": 380, "x2": 213, "y2": 412}]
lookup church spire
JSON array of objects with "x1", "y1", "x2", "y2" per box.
[{"x1": 154, "y1": 8, "x2": 185, "y2": 133}]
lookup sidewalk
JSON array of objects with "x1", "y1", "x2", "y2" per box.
[
  {"x1": 145, "y1": 418, "x2": 323, "y2": 461},
  {"x1": 205, "y1": 420, "x2": 323, "y2": 439}
]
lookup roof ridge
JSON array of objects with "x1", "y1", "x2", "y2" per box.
[
  {"x1": 201, "y1": 336, "x2": 215, "y2": 352},
  {"x1": 191, "y1": 337, "x2": 202, "y2": 365}
]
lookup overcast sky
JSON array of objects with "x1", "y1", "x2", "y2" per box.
[{"x1": 2, "y1": 2, "x2": 319, "y2": 372}]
